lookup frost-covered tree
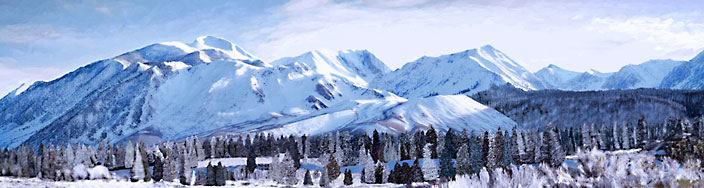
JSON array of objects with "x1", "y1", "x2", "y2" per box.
[
  {"x1": 153, "y1": 151, "x2": 164, "y2": 182},
  {"x1": 245, "y1": 141, "x2": 257, "y2": 176},
  {"x1": 268, "y1": 153, "x2": 280, "y2": 181},
  {"x1": 216, "y1": 162, "x2": 226, "y2": 186},
  {"x1": 422, "y1": 144, "x2": 439, "y2": 181},
  {"x1": 544, "y1": 123, "x2": 565, "y2": 167},
  {"x1": 303, "y1": 169, "x2": 313, "y2": 185},
  {"x1": 637, "y1": 116, "x2": 648, "y2": 148},
  {"x1": 621, "y1": 122, "x2": 630, "y2": 149},
  {"x1": 581, "y1": 123, "x2": 592, "y2": 149},
  {"x1": 469, "y1": 134, "x2": 484, "y2": 174},
  {"x1": 179, "y1": 143, "x2": 192, "y2": 185},
  {"x1": 426, "y1": 127, "x2": 438, "y2": 159},
  {"x1": 125, "y1": 141, "x2": 134, "y2": 169},
  {"x1": 163, "y1": 145, "x2": 176, "y2": 182},
  {"x1": 502, "y1": 130, "x2": 514, "y2": 167},
  {"x1": 439, "y1": 129, "x2": 456, "y2": 180},
  {"x1": 205, "y1": 162, "x2": 215, "y2": 186},
  {"x1": 139, "y1": 142, "x2": 151, "y2": 182},
  {"x1": 319, "y1": 169, "x2": 329, "y2": 187},
  {"x1": 326, "y1": 154, "x2": 341, "y2": 181},
  {"x1": 130, "y1": 144, "x2": 144, "y2": 182},
  {"x1": 343, "y1": 169, "x2": 353, "y2": 185},
  {"x1": 612, "y1": 122, "x2": 621, "y2": 150},
  {"x1": 456, "y1": 143, "x2": 471, "y2": 175},
  {"x1": 487, "y1": 129, "x2": 503, "y2": 169}
]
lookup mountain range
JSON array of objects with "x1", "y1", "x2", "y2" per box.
[{"x1": 1, "y1": 35, "x2": 703, "y2": 147}]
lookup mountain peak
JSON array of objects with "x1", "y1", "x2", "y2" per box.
[
  {"x1": 193, "y1": 35, "x2": 233, "y2": 51},
  {"x1": 692, "y1": 49, "x2": 704, "y2": 63},
  {"x1": 189, "y1": 35, "x2": 258, "y2": 61}
]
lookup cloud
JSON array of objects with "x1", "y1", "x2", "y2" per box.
[
  {"x1": 242, "y1": 0, "x2": 704, "y2": 72},
  {"x1": 0, "y1": 24, "x2": 62, "y2": 45}
]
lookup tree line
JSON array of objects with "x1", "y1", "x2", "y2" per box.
[{"x1": 0, "y1": 116, "x2": 702, "y2": 185}]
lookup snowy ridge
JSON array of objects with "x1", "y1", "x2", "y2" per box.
[
  {"x1": 372, "y1": 45, "x2": 547, "y2": 98},
  {"x1": 660, "y1": 51, "x2": 704, "y2": 89},
  {"x1": 535, "y1": 59, "x2": 685, "y2": 91},
  {"x1": 0, "y1": 36, "x2": 515, "y2": 147}
]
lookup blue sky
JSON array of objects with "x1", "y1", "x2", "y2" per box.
[{"x1": 1, "y1": 0, "x2": 704, "y2": 95}]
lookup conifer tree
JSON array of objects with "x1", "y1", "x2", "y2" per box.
[
  {"x1": 326, "y1": 154, "x2": 340, "y2": 181},
  {"x1": 125, "y1": 141, "x2": 134, "y2": 169},
  {"x1": 613, "y1": 122, "x2": 621, "y2": 150},
  {"x1": 426, "y1": 127, "x2": 438, "y2": 159},
  {"x1": 130, "y1": 144, "x2": 144, "y2": 182},
  {"x1": 545, "y1": 123, "x2": 566, "y2": 167},
  {"x1": 343, "y1": 169, "x2": 353, "y2": 185},
  {"x1": 411, "y1": 158, "x2": 424, "y2": 182},
  {"x1": 374, "y1": 162, "x2": 383, "y2": 184},
  {"x1": 456, "y1": 143, "x2": 471, "y2": 175},
  {"x1": 487, "y1": 129, "x2": 503, "y2": 169},
  {"x1": 153, "y1": 151, "x2": 164, "y2": 182},
  {"x1": 203, "y1": 139, "x2": 212, "y2": 160},
  {"x1": 422, "y1": 144, "x2": 439, "y2": 181},
  {"x1": 303, "y1": 169, "x2": 313, "y2": 185},
  {"x1": 502, "y1": 130, "x2": 514, "y2": 167},
  {"x1": 139, "y1": 142, "x2": 151, "y2": 182},
  {"x1": 268, "y1": 153, "x2": 280, "y2": 181},
  {"x1": 206, "y1": 162, "x2": 215, "y2": 186},
  {"x1": 216, "y1": 162, "x2": 226, "y2": 186},
  {"x1": 439, "y1": 129, "x2": 456, "y2": 180},
  {"x1": 581, "y1": 123, "x2": 592, "y2": 149},
  {"x1": 319, "y1": 169, "x2": 329, "y2": 187},
  {"x1": 622, "y1": 122, "x2": 630, "y2": 149},
  {"x1": 246, "y1": 141, "x2": 257, "y2": 176},
  {"x1": 637, "y1": 115, "x2": 648, "y2": 148},
  {"x1": 163, "y1": 145, "x2": 175, "y2": 182}
]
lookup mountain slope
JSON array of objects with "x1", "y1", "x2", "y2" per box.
[
  {"x1": 660, "y1": 51, "x2": 704, "y2": 89},
  {"x1": 603, "y1": 59, "x2": 684, "y2": 90},
  {"x1": 534, "y1": 64, "x2": 581, "y2": 89},
  {"x1": 270, "y1": 49, "x2": 390, "y2": 87},
  {"x1": 372, "y1": 45, "x2": 546, "y2": 98},
  {"x1": 0, "y1": 37, "x2": 515, "y2": 147}
]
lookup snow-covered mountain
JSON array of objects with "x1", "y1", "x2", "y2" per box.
[
  {"x1": 372, "y1": 45, "x2": 547, "y2": 98},
  {"x1": 534, "y1": 64, "x2": 612, "y2": 91},
  {"x1": 534, "y1": 64, "x2": 581, "y2": 89},
  {"x1": 0, "y1": 36, "x2": 516, "y2": 147},
  {"x1": 534, "y1": 59, "x2": 685, "y2": 91},
  {"x1": 603, "y1": 59, "x2": 684, "y2": 90},
  {"x1": 660, "y1": 51, "x2": 704, "y2": 89}
]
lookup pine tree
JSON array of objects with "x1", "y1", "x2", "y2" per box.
[
  {"x1": 163, "y1": 145, "x2": 175, "y2": 182},
  {"x1": 289, "y1": 136, "x2": 301, "y2": 169},
  {"x1": 303, "y1": 169, "x2": 313, "y2": 185},
  {"x1": 545, "y1": 123, "x2": 566, "y2": 167},
  {"x1": 125, "y1": 141, "x2": 134, "y2": 169},
  {"x1": 613, "y1": 122, "x2": 621, "y2": 150},
  {"x1": 268, "y1": 153, "x2": 280, "y2": 181},
  {"x1": 326, "y1": 154, "x2": 340, "y2": 181},
  {"x1": 481, "y1": 131, "x2": 490, "y2": 166},
  {"x1": 511, "y1": 128, "x2": 520, "y2": 164},
  {"x1": 372, "y1": 130, "x2": 381, "y2": 162},
  {"x1": 374, "y1": 162, "x2": 383, "y2": 184},
  {"x1": 343, "y1": 169, "x2": 353, "y2": 185},
  {"x1": 282, "y1": 153, "x2": 299, "y2": 185},
  {"x1": 422, "y1": 144, "x2": 439, "y2": 181},
  {"x1": 487, "y1": 129, "x2": 504, "y2": 169},
  {"x1": 469, "y1": 135, "x2": 484, "y2": 175},
  {"x1": 622, "y1": 122, "x2": 630, "y2": 149},
  {"x1": 581, "y1": 123, "x2": 592, "y2": 149},
  {"x1": 637, "y1": 115, "x2": 648, "y2": 148},
  {"x1": 502, "y1": 130, "x2": 514, "y2": 167},
  {"x1": 426, "y1": 127, "x2": 438, "y2": 159},
  {"x1": 153, "y1": 152, "x2": 164, "y2": 182},
  {"x1": 203, "y1": 139, "x2": 212, "y2": 159},
  {"x1": 319, "y1": 169, "x2": 329, "y2": 187},
  {"x1": 205, "y1": 162, "x2": 215, "y2": 186},
  {"x1": 455, "y1": 143, "x2": 471, "y2": 175},
  {"x1": 411, "y1": 158, "x2": 424, "y2": 182},
  {"x1": 439, "y1": 129, "x2": 456, "y2": 180},
  {"x1": 139, "y1": 142, "x2": 151, "y2": 182},
  {"x1": 130, "y1": 143, "x2": 145, "y2": 182},
  {"x1": 246, "y1": 142, "x2": 257, "y2": 175},
  {"x1": 179, "y1": 142, "x2": 192, "y2": 185}
]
